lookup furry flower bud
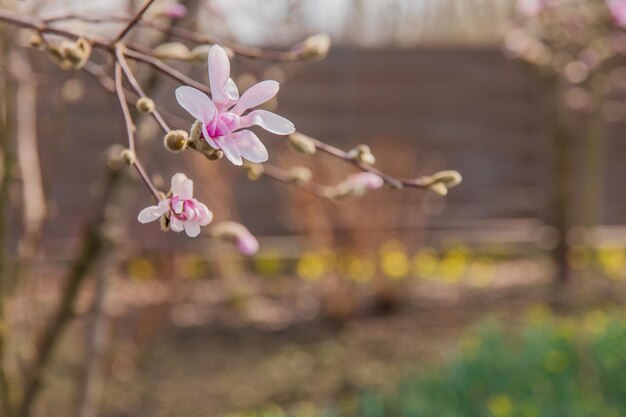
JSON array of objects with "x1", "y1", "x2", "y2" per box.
[
  {"x1": 288, "y1": 132, "x2": 317, "y2": 155},
  {"x1": 301, "y1": 34, "x2": 331, "y2": 60},
  {"x1": 154, "y1": 42, "x2": 190, "y2": 60},
  {"x1": 287, "y1": 166, "x2": 312, "y2": 185},
  {"x1": 136, "y1": 97, "x2": 155, "y2": 113},
  {"x1": 164, "y1": 130, "x2": 189, "y2": 152},
  {"x1": 349, "y1": 145, "x2": 376, "y2": 165}
]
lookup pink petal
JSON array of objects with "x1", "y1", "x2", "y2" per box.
[
  {"x1": 171, "y1": 173, "x2": 193, "y2": 199},
  {"x1": 201, "y1": 124, "x2": 219, "y2": 149},
  {"x1": 231, "y1": 80, "x2": 279, "y2": 115},
  {"x1": 238, "y1": 110, "x2": 295, "y2": 135},
  {"x1": 170, "y1": 217, "x2": 184, "y2": 232},
  {"x1": 137, "y1": 200, "x2": 169, "y2": 223},
  {"x1": 196, "y1": 203, "x2": 214, "y2": 226},
  {"x1": 184, "y1": 221, "x2": 201, "y2": 237},
  {"x1": 225, "y1": 78, "x2": 240, "y2": 103},
  {"x1": 232, "y1": 130, "x2": 268, "y2": 163},
  {"x1": 208, "y1": 45, "x2": 232, "y2": 109},
  {"x1": 175, "y1": 86, "x2": 216, "y2": 123},
  {"x1": 215, "y1": 136, "x2": 243, "y2": 166}
]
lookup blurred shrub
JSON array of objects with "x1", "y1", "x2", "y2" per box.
[{"x1": 342, "y1": 310, "x2": 626, "y2": 417}]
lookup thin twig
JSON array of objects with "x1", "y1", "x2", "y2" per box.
[
  {"x1": 124, "y1": 48, "x2": 212, "y2": 95},
  {"x1": 113, "y1": 54, "x2": 162, "y2": 201},
  {"x1": 115, "y1": 47, "x2": 170, "y2": 133},
  {"x1": 113, "y1": 0, "x2": 158, "y2": 43}
]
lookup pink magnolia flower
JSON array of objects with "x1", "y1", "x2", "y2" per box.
[
  {"x1": 138, "y1": 173, "x2": 213, "y2": 237},
  {"x1": 175, "y1": 45, "x2": 295, "y2": 166},
  {"x1": 608, "y1": 0, "x2": 626, "y2": 28}
]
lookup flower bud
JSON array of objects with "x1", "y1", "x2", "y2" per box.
[
  {"x1": 164, "y1": 130, "x2": 189, "y2": 152},
  {"x1": 210, "y1": 221, "x2": 259, "y2": 256},
  {"x1": 106, "y1": 145, "x2": 126, "y2": 170},
  {"x1": 189, "y1": 45, "x2": 212, "y2": 62},
  {"x1": 349, "y1": 144, "x2": 376, "y2": 165},
  {"x1": 61, "y1": 38, "x2": 91, "y2": 69},
  {"x1": 30, "y1": 34, "x2": 43, "y2": 49},
  {"x1": 287, "y1": 166, "x2": 312, "y2": 185},
  {"x1": 430, "y1": 170, "x2": 462, "y2": 188},
  {"x1": 345, "y1": 172, "x2": 384, "y2": 190},
  {"x1": 189, "y1": 120, "x2": 203, "y2": 143},
  {"x1": 136, "y1": 97, "x2": 155, "y2": 113},
  {"x1": 428, "y1": 182, "x2": 448, "y2": 196},
  {"x1": 288, "y1": 132, "x2": 316, "y2": 155},
  {"x1": 154, "y1": 42, "x2": 190, "y2": 60},
  {"x1": 120, "y1": 149, "x2": 136, "y2": 165},
  {"x1": 245, "y1": 163, "x2": 264, "y2": 180},
  {"x1": 157, "y1": 2, "x2": 187, "y2": 19},
  {"x1": 301, "y1": 33, "x2": 331, "y2": 60}
]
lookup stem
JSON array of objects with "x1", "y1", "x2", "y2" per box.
[
  {"x1": 124, "y1": 48, "x2": 212, "y2": 95},
  {"x1": 115, "y1": 48, "x2": 170, "y2": 133},
  {"x1": 113, "y1": 55, "x2": 161, "y2": 201},
  {"x1": 113, "y1": 0, "x2": 158, "y2": 43}
]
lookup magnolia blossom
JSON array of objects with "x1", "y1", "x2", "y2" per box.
[
  {"x1": 138, "y1": 173, "x2": 213, "y2": 237},
  {"x1": 175, "y1": 45, "x2": 295, "y2": 166},
  {"x1": 608, "y1": 0, "x2": 626, "y2": 28}
]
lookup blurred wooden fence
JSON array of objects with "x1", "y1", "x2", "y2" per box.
[{"x1": 32, "y1": 47, "x2": 625, "y2": 254}]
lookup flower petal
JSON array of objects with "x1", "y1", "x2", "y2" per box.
[
  {"x1": 184, "y1": 221, "x2": 201, "y2": 237},
  {"x1": 137, "y1": 200, "x2": 169, "y2": 224},
  {"x1": 232, "y1": 130, "x2": 268, "y2": 163},
  {"x1": 231, "y1": 80, "x2": 279, "y2": 115},
  {"x1": 171, "y1": 173, "x2": 193, "y2": 199},
  {"x1": 196, "y1": 203, "x2": 214, "y2": 226},
  {"x1": 208, "y1": 45, "x2": 231, "y2": 108},
  {"x1": 215, "y1": 136, "x2": 243, "y2": 166},
  {"x1": 225, "y1": 78, "x2": 240, "y2": 102},
  {"x1": 238, "y1": 110, "x2": 295, "y2": 135},
  {"x1": 201, "y1": 124, "x2": 219, "y2": 149},
  {"x1": 175, "y1": 86, "x2": 216, "y2": 123},
  {"x1": 170, "y1": 217, "x2": 184, "y2": 232}
]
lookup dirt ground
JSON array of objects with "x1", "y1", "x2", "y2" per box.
[{"x1": 36, "y1": 261, "x2": 626, "y2": 417}]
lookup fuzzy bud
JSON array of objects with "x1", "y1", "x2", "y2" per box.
[
  {"x1": 164, "y1": 130, "x2": 189, "y2": 152},
  {"x1": 430, "y1": 170, "x2": 462, "y2": 188},
  {"x1": 106, "y1": 145, "x2": 126, "y2": 170},
  {"x1": 428, "y1": 182, "x2": 448, "y2": 196},
  {"x1": 29, "y1": 34, "x2": 43, "y2": 49},
  {"x1": 153, "y1": 42, "x2": 190, "y2": 60},
  {"x1": 287, "y1": 166, "x2": 312, "y2": 185},
  {"x1": 120, "y1": 149, "x2": 136, "y2": 165},
  {"x1": 349, "y1": 144, "x2": 376, "y2": 165},
  {"x1": 136, "y1": 97, "x2": 155, "y2": 113},
  {"x1": 189, "y1": 120, "x2": 203, "y2": 142},
  {"x1": 301, "y1": 33, "x2": 331, "y2": 60},
  {"x1": 189, "y1": 45, "x2": 212, "y2": 62},
  {"x1": 245, "y1": 163, "x2": 264, "y2": 180},
  {"x1": 61, "y1": 38, "x2": 91, "y2": 69},
  {"x1": 288, "y1": 132, "x2": 316, "y2": 155},
  {"x1": 210, "y1": 221, "x2": 259, "y2": 257}
]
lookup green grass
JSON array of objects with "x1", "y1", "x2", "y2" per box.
[{"x1": 345, "y1": 309, "x2": 626, "y2": 417}]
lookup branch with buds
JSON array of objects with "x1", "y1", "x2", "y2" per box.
[{"x1": 0, "y1": 0, "x2": 461, "y2": 255}]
